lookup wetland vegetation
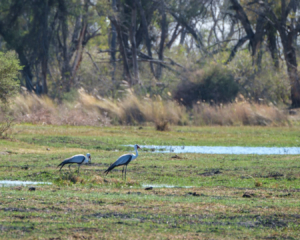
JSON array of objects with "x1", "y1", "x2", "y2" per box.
[
  {"x1": 0, "y1": 125, "x2": 300, "y2": 239},
  {"x1": 1, "y1": 1, "x2": 300, "y2": 238}
]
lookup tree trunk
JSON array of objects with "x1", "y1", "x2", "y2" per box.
[
  {"x1": 58, "y1": 0, "x2": 71, "y2": 92},
  {"x1": 110, "y1": 0, "x2": 117, "y2": 85},
  {"x1": 136, "y1": 0, "x2": 155, "y2": 76},
  {"x1": 70, "y1": 22, "x2": 87, "y2": 87},
  {"x1": 110, "y1": 16, "x2": 132, "y2": 83},
  {"x1": 180, "y1": 28, "x2": 186, "y2": 45},
  {"x1": 41, "y1": 0, "x2": 49, "y2": 94},
  {"x1": 166, "y1": 23, "x2": 181, "y2": 49},
  {"x1": 58, "y1": 0, "x2": 90, "y2": 92},
  {"x1": 285, "y1": 32, "x2": 300, "y2": 107},
  {"x1": 156, "y1": 2, "x2": 167, "y2": 79},
  {"x1": 16, "y1": 47, "x2": 35, "y2": 92},
  {"x1": 266, "y1": 23, "x2": 279, "y2": 69},
  {"x1": 69, "y1": 0, "x2": 88, "y2": 90},
  {"x1": 130, "y1": 0, "x2": 139, "y2": 85},
  {"x1": 252, "y1": 12, "x2": 266, "y2": 71},
  {"x1": 269, "y1": 0, "x2": 300, "y2": 107},
  {"x1": 135, "y1": 1, "x2": 158, "y2": 48}
]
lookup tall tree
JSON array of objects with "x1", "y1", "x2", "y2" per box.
[
  {"x1": 156, "y1": 1, "x2": 168, "y2": 79},
  {"x1": 56, "y1": 0, "x2": 96, "y2": 92},
  {"x1": 130, "y1": 0, "x2": 139, "y2": 85},
  {"x1": 110, "y1": 0, "x2": 117, "y2": 84},
  {"x1": 0, "y1": 0, "x2": 41, "y2": 93},
  {"x1": 227, "y1": 0, "x2": 300, "y2": 107},
  {"x1": 0, "y1": 0, "x2": 101, "y2": 94},
  {"x1": 226, "y1": 0, "x2": 267, "y2": 65},
  {"x1": 265, "y1": 0, "x2": 300, "y2": 107},
  {"x1": 136, "y1": 0, "x2": 157, "y2": 76}
]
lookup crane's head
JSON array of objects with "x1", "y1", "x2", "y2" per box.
[
  {"x1": 86, "y1": 153, "x2": 91, "y2": 164},
  {"x1": 134, "y1": 144, "x2": 140, "y2": 149}
]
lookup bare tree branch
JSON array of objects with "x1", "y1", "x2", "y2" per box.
[
  {"x1": 226, "y1": 35, "x2": 250, "y2": 64},
  {"x1": 85, "y1": 51, "x2": 108, "y2": 84}
]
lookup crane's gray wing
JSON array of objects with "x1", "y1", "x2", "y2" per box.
[
  {"x1": 114, "y1": 154, "x2": 133, "y2": 166},
  {"x1": 58, "y1": 155, "x2": 85, "y2": 167},
  {"x1": 104, "y1": 154, "x2": 132, "y2": 174}
]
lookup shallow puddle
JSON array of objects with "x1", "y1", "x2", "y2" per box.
[
  {"x1": 136, "y1": 145, "x2": 300, "y2": 155},
  {"x1": 0, "y1": 180, "x2": 52, "y2": 187}
]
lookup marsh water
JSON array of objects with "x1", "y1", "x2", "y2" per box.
[
  {"x1": 0, "y1": 180, "x2": 52, "y2": 187},
  {"x1": 137, "y1": 145, "x2": 300, "y2": 155},
  {"x1": 2, "y1": 145, "x2": 300, "y2": 187}
]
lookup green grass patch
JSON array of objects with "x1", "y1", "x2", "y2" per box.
[{"x1": 0, "y1": 124, "x2": 300, "y2": 239}]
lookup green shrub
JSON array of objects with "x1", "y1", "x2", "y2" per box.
[
  {"x1": 0, "y1": 51, "x2": 22, "y2": 104},
  {"x1": 0, "y1": 51, "x2": 22, "y2": 137},
  {"x1": 174, "y1": 64, "x2": 238, "y2": 107},
  {"x1": 227, "y1": 51, "x2": 290, "y2": 104},
  {"x1": 62, "y1": 88, "x2": 79, "y2": 103}
]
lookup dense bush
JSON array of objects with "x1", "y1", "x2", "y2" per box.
[
  {"x1": 0, "y1": 51, "x2": 22, "y2": 104},
  {"x1": 174, "y1": 64, "x2": 238, "y2": 107},
  {"x1": 227, "y1": 51, "x2": 290, "y2": 104},
  {"x1": 0, "y1": 51, "x2": 22, "y2": 137}
]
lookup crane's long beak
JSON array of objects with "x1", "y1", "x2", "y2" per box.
[
  {"x1": 89, "y1": 156, "x2": 92, "y2": 164},
  {"x1": 137, "y1": 145, "x2": 140, "y2": 149}
]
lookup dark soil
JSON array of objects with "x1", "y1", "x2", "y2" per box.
[{"x1": 89, "y1": 211, "x2": 298, "y2": 229}]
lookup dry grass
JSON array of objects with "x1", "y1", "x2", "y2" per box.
[
  {"x1": 58, "y1": 174, "x2": 136, "y2": 186},
  {"x1": 3, "y1": 89, "x2": 293, "y2": 127},
  {"x1": 91, "y1": 176, "x2": 139, "y2": 186},
  {"x1": 79, "y1": 89, "x2": 187, "y2": 126},
  {"x1": 91, "y1": 175, "x2": 105, "y2": 184},
  {"x1": 70, "y1": 176, "x2": 85, "y2": 184},
  {"x1": 10, "y1": 92, "x2": 109, "y2": 126},
  {"x1": 255, "y1": 180, "x2": 263, "y2": 187},
  {"x1": 155, "y1": 120, "x2": 170, "y2": 131},
  {"x1": 192, "y1": 101, "x2": 289, "y2": 126}
]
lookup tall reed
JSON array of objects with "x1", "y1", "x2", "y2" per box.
[{"x1": 5, "y1": 89, "x2": 291, "y2": 127}]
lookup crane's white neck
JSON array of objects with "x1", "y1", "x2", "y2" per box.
[
  {"x1": 85, "y1": 154, "x2": 90, "y2": 163},
  {"x1": 132, "y1": 146, "x2": 139, "y2": 160}
]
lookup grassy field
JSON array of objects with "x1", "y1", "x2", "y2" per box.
[{"x1": 0, "y1": 124, "x2": 300, "y2": 239}]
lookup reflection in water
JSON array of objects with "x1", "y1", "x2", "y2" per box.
[
  {"x1": 0, "y1": 180, "x2": 52, "y2": 187},
  {"x1": 135, "y1": 145, "x2": 300, "y2": 155}
]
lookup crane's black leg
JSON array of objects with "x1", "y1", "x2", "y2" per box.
[
  {"x1": 78, "y1": 164, "x2": 80, "y2": 174},
  {"x1": 59, "y1": 164, "x2": 64, "y2": 172},
  {"x1": 69, "y1": 165, "x2": 71, "y2": 171},
  {"x1": 125, "y1": 165, "x2": 128, "y2": 181},
  {"x1": 122, "y1": 166, "x2": 125, "y2": 180}
]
